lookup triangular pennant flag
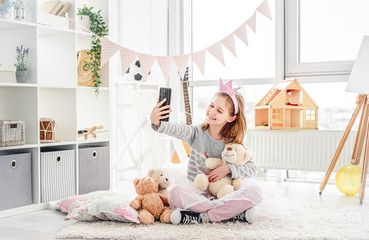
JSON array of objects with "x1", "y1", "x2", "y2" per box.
[
  {"x1": 138, "y1": 54, "x2": 156, "y2": 80},
  {"x1": 101, "y1": 38, "x2": 119, "y2": 68},
  {"x1": 207, "y1": 42, "x2": 225, "y2": 66},
  {"x1": 156, "y1": 56, "x2": 173, "y2": 82},
  {"x1": 257, "y1": 0, "x2": 272, "y2": 20},
  {"x1": 234, "y1": 23, "x2": 248, "y2": 46},
  {"x1": 173, "y1": 54, "x2": 190, "y2": 79},
  {"x1": 119, "y1": 47, "x2": 137, "y2": 77},
  {"x1": 246, "y1": 12, "x2": 257, "y2": 33},
  {"x1": 221, "y1": 34, "x2": 237, "y2": 57},
  {"x1": 192, "y1": 50, "x2": 206, "y2": 76}
]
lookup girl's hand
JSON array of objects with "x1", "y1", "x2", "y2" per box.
[
  {"x1": 208, "y1": 165, "x2": 231, "y2": 182},
  {"x1": 150, "y1": 98, "x2": 172, "y2": 127}
]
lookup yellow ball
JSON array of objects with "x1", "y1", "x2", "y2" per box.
[{"x1": 335, "y1": 165, "x2": 362, "y2": 195}]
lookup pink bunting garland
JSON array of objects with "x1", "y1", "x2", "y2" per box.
[
  {"x1": 234, "y1": 23, "x2": 249, "y2": 46},
  {"x1": 119, "y1": 47, "x2": 137, "y2": 77},
  {"x1": 173, "y1": 54, "x2": 191, "y2": 80},
  {"x1": 138, "y1": 54, "x2": 156, "y2": 81},
  {"x1": 96, "y1": 0, "x2": 272, "y2": 80},
  {"x1": 207, "y1": 42, "x2": 225, "y2": 66},
  {"x1": 221, "y1": 34, "x2": 237, "y2": 57},
  {"x1": 156, "y1": 56, "x2": 173, "y2": 83},
  {"x1": 192, "y1": 51, "x2": 206, "y2": 76}
]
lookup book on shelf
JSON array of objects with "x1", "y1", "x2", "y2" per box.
[
  {"x1": 50, "y1": 1, "x2": 64, "y2": 15},
  {"x1": 40, "y1": 1, "x2": 60, "y2": 14},
  {"x1": 40, "y1": 1, "x2": 70, "y2": 16},
  {"x1": 56, "y1": 2, "x2": 71, "y2": 16}
]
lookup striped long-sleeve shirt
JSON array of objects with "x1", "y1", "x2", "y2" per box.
[{"x1": 152, "y1": 122, "x2": 257, "y2": 182}]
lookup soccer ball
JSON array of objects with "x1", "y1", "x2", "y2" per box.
[{"x1": 126, "y1": 60, "x2": 143, "y2": 81}]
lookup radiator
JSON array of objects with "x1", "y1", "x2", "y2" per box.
[{"x1": 247, "y1": 130, "x2": 359, "y2": 172}]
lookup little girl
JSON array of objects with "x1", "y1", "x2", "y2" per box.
[{"x1": 150, "y1": 79, "x2": 263, "y2": 225}]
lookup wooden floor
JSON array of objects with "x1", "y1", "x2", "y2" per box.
[{"x1": 0, "y1": 179, "x2": 367, "y2": 240}]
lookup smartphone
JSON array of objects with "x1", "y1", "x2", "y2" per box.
[{"x1": 159, "y1": 87, "x2": 172, "y2": 122}]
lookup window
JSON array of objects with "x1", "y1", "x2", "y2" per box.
[
  {"x1": 187, "y1": 0, "x2": 276, "y2": 128},
  {"x1": 285, "y1": 0, "x2": 369, "y2": 78},
  {"x1": 189, "y1": 0, "x2": 275, "y2": 80}
]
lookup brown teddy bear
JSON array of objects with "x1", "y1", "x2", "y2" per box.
[
  {"x1": 148, "y1": 168, "x2": 170, "y2": 197},
  {"x1": 194, "y1": 143, "x2": 251, "y2": 199},
  {"x1": 129, "y1": 176, "x2": 172, "y2": 224}
]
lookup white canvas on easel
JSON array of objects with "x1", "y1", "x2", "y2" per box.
[{"x1": 346, "y1": 36, "x2": 369, "y2": 95}]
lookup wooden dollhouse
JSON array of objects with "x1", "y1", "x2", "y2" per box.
[{"x1": 255, "y1": 79, "x2": 318, "y2": 130}]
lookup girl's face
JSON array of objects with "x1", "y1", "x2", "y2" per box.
[{"x1": 205, "y1": 95, "x2": 236, "y2": 127}]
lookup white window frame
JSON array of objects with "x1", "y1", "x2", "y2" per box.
[{"x1": 284, "y1": 0, "x2": 353, "y2": 83}]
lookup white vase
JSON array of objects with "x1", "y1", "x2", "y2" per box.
[{"x1": 76, "y1": 15, "x2": 91, "y2": 32}]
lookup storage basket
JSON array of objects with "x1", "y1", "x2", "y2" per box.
[
  {"x1": 40, "y1": 149, "x2": 76, "y2": 202},
  {"x1": 0, "y1": 120, "x2": 26, "y2": 147},
  {"x1": 78, "y1": 146, "x2": 110, "y2": 194},
  {"x1": 0, "y1": 152, "x2": 32, "y2": 210},
  {"x1": 0, "y1": 66, "x2": 16, "y2": 83}
]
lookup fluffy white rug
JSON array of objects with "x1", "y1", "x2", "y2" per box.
[{"x1": 57, "y1": 202, "x2": 369, "y2": 240}]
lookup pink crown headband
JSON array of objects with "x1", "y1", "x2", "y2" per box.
[{"x1": 218, "y1": 79, "x2": 241, "y2": 115}]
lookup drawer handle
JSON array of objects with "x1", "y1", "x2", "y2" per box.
[
  {"x1": 92, "y1": 151, "x2": 97, "y2": 159},
  {"x1": 10, "y1": 160, "x2": 17, "y2": 169},
  {"x1": 56, "y1": 155, "x2": 62, "y2": 162}
]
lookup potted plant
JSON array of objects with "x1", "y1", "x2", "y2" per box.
[
  {"x1": 77, "y1": 5, "x2": 108, "y2": 96},
  {"x1": 14, "y1": 44, "x2": 29, "y2": 83}
]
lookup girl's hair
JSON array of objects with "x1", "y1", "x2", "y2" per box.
[{"x1": 201, "y1": 91, "x2": 247, "y2": 144}]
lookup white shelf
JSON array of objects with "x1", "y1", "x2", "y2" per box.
[
  {"x1": 39, "y1": 84, "x2": 76, "y2": 89},
  {"x1": 39, "y1": 141, "x2": 77, "y2": 147},
  {"x1": 0, "y1": 144, "x2": 39, "y2": 151},
  {"x1": 78, "y1": 138, "x2": 110, "y2": 144},
  {"x1": 0, "y1": 0, "x2": 111, "y2": 217},
  {"x1": 77, "y1": 86, "x2": 109, "y2": 91},
  {"x1": 0, "y1": 203, "x2": 49, "y2": 219},
  {"x1": 0, "y1": 18, "x2": 93, "y2": 36},
  {"x1": 0, "y1": 83, "x2": 37, "y2": 88}
]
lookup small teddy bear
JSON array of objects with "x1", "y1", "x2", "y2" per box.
[
  {"x1": 129, "y1": 176, "x2": 172, "y2": 224},
  {"x1": 194, "y1": 143, "x2": 251, "y2": 199},
  {"x1": 148, "y1": 168, "x2": 170, "y2": 197}
]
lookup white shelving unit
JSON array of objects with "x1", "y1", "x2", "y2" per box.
[{"x1": 0, "y1": 0, "x2": 111, "y2": 218}]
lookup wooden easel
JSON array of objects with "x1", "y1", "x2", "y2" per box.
[{"x1": 319, "y1": 94, "x2": 369, "y2": 204}]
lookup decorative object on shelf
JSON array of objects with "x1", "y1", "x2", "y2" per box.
[
  {"x1": 78, "y1": 125, "x2": 108, "y2": 140},
  {"x1": 38, "y1": 1, "x2": 70, "y2": 28},
  {"x1": 254, "y1": 79, "x2": 318, "y2": 130},
  {"x1": 77, "y1": 5, "x2": 108, "y2": 96},
  {"x1": 40, "y1": 0, "x2": 71, "y2": 16},
  {"x1": 335, "y1": 165, "x2": 361, "y2": 196},
  {"x1": 40, "y1": 118, "x2": 62, "y2": 143},
  {"x1": 0, "y1": 65, "x2": 16, "y2": 83},
  {"x1": 14, "y1": 44, "x2": 29, "y2": 83},
  {"x1": 0, "y1": 120, "x2": 25, "y2": 147},
  {"x1": 13, "y1": 0, "x2": 26, "y2": 21},
  {"x1": 0, "y1": 0, "x2": 12, "y2": 19},
  {"x1": 126, "y1": 60, "x2": 144, "y2": 82},
  {"x1": 77, "y1": 50, "x2": 95, "y2": 87}
]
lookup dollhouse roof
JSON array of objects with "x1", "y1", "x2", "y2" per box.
[{"x1": 255, "y1": 79, "x2": 318, "y2": 108}]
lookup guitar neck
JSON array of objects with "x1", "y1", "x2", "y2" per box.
[{"x1": 182, "y1": 81, "x2": 192, "y2": 125}]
